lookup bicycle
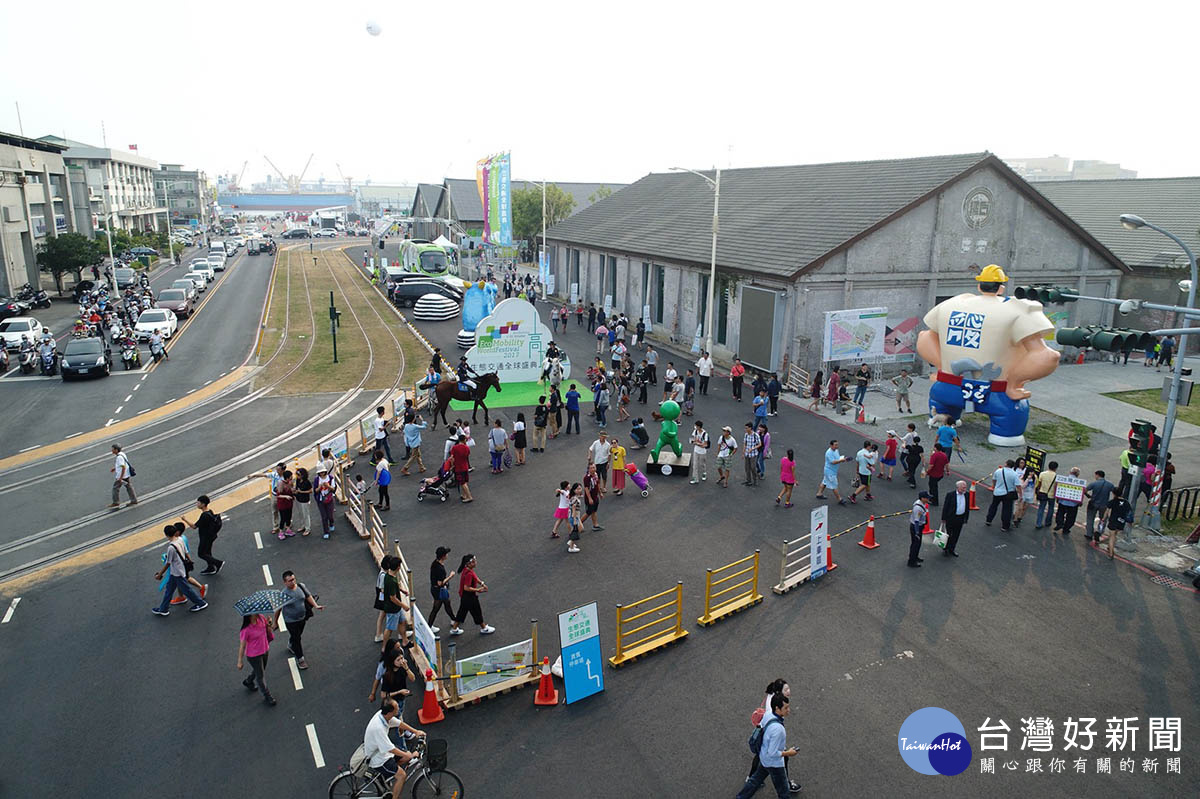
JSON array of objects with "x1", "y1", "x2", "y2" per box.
[{"x1": 328, "y1": 737, "x2": 464, "y2": 798}]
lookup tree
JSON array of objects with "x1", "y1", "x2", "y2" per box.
[
  {"x1": 512, "y1": 184, "x2": 576, "y2": 245},
  {"x1": 36, "y1": 233, "x2": 104, "y2": 294},
  {"x1": 588, "y1": 185, "x2": 613, "y2": 204}
]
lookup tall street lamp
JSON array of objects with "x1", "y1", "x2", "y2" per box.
[
  {"x1": 1119, "y1": 213, "x2": 1198, "y2": 530},
  {"x1": 670, "y1": 166, "x2": 720, "y2": 354}
]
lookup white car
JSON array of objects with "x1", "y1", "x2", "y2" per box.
[
  {"x1": 183, "y1": 272, "x2": 208, "y2": 292},
  {"x1": 208, "y1": 254, "x2": 227, "y2": 272},
  {"x1": 0, "y1": 316, "x2": 41, "y2": 350},
  {"x1": 133, "y1": 308, "x2": 178, "y2": 340},
  {"x1": 232, "y1": 235, "x2": 246, "y2": 247},
  {"x1": 194, "y1": 262, "x2": 215, "y2": 280},
  {"x1": 313, "y1": 228, "x2": 338, "y2": 238}
]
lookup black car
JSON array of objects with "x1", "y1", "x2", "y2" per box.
[
  {"x1": 60, "y1": 337, "x2": 112, "y2": 380},
  {"x1": 281, "y1": 228, "x2": 311, "y2": 239},
  {"x1": 72, "y1": 280, "x2": 97, "y2": 302},
  {"x1": 390, "y1": 279, "x2": 464, "y2": 308},
  {"x1": 0, "y1": 297, "x2": 27, "y2": 321},
  {"x1": 129, "y1": 246, "x2": 158, "y2": 256}
]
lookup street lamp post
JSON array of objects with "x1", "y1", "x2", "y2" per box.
[
  {"x1": 100, "y1": 184, "x2": 119, "y2": 295},
  {"x1": 158, "y1": 179, "x2": 176, "y2": 264},
  {"x1": 1119, "y1": 213, "x2": 1198, "y2": 532},
  {"x1": 670, "y1": 166, "x2": 720, "y2": 355}
]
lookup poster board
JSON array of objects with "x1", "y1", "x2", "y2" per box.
[
  {"x1": 823, "y1": 307, "x2": 888, "y2": 363},
  {"x1": 410, "y1": 604, "x2": 438, "y2": 674},
  {"x1": 1054, "y1": 475, "x2": 1086, "y2": 503},
  {"x1": 319, "y1": 430, "x2": 349, "y2": 461},
  {"x1": 360, "y1": 414, "x2": 377, "y2": 450},
  {"x1": 456, "y1": 638, "x2": 533, "y2": 695},
  {"x1": 558, "y1": 602, "x2": 604, "y2": 704},
  {"x1": 1024, "y1": 446, "x2": 1047, "y2": 476},
  {"x1": 391, "y1": 390, "x2": 409, "y2": 419}
]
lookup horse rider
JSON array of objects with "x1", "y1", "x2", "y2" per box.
[
  {"x1": 457, "y1": 356, "x2": 479, "y2": 393},
  {"x1": 541, "y1": 341, "x2": 563, "y2": 381}
]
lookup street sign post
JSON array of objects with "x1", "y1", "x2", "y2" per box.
[
  {"x1": 810, "y1": 506, "x2": 828, "y2": 580},
  {"x1": 557, "y1": 602, "x2": 604, "y2": 704}
]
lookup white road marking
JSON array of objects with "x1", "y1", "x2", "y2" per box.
[
  {"x1": 166, "y1": 398, "x2": 176, "y2": 403},
  {"x1": 186, "y1": 388, "x2": 196, "y2": 394},
  {"x1": 132, "y1": 384, "x2": 140, "y2": 391},
  {"x1": 289, "y1": 657, "x2": 304, "y2": 690},
  {"x1": 1, "y1": 597, "x2": 20, "y2": 623},
  {"x1": 64, "y1": 431, "x2": 84, "y2": 439},
  {"x1": 305, "y1": 723, "x2": 325, "y2": 768},
  {"x1": 262, "y1": 564, "x2": 273, "y2": 585},
  {"x1": 140, "y1": 374, "x2": 148, "y2": 381},
  {"x1": 104, "y1": 418, "x2": 115, "y2": 427},
  {"x1": 114, "y1": 406, "x2": 123, "y2": 414},
  {"x1": 204, "y1": 379, "x2": 213, "y2": 386},
  {"x1": 219, "y1": 371, "x2": 227, "y2": 377},
  {"x1": 124, "y1": 394, "x2": 132, "y2": 402},
  {"x1": 137, "y1": 408, "x2": 151, "y2": 415},
  {"x1": 278, "y1": 614, "x2": 287, "y2": 631},
  {"x1": 254, "y1": 495, "x2": 268, "y2": 503},
  {"x1": 18, "y1": 445, "x2": 39, "y2": 453},
  {"x1": 254, "y1": 531, "x2": 263, "y2": 549}
]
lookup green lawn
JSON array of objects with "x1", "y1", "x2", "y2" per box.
[
  {"x1": 1101, "y1": 388, "x2": 1200, "y2": 427},
  {"x1": 948, "y1": 408, "x2": 1099, "y2": 453}
]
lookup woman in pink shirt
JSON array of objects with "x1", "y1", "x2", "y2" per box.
[
  {"x1": 776, "y1": 449, "x2": 796, "y2": 507},
  {"x1": 237, "y1": 613, "x2": 276, "y2": 706}
]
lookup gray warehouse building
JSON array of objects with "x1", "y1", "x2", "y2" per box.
[{"x1": 544, "y1": 152, "x2": 1129, "y2": 374}]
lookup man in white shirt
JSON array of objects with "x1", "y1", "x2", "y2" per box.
[
  {"x1": 109, "y1": 444, "x2": 137, "y2": 508},
  {"x1": 689, "y1": 420, "x2": 710, "y2": 484},
  {"x1": 662, "y1": 363, "x2": 678, "y2": 401},
  {"x1": 716, "y1": 426, "x2": 738, "y2": 487},
  {"x1": 363, "y1": 698, "x2": 425, "y2": 799},
  {"x1": 588, "y1": 431, "x2": 613, "y2": 490},
  {"x1": 695, "y1": 351, "x2": 714, "y2": 395},
  {"x1": 373, "y1": 406, "x2": 393, "y2": 462}
]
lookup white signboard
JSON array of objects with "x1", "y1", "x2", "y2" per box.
[
  {"x1": 391, "y1": 390, "x2": 409, "y2": 419},
  {"x1": 456, "y1": 637, "x2": 533, "y2": 695},
  {"x1": 642, "y1": 304, "x2": 653, "y2": 333},
  {"x1": 810, "y1": 505, "x2": 829, "y2": 580},
  {"x1": 570, "y1": 282, "x2": 580, "y2": 305},
  {"x1": 463, "y1": 297, "x2": 571, "y2": 383},
  {"x1": 410, "y1": 604, "x2": 438, "y2": 673},
  {"x1": 691, "y1": 322, "x2": 702, "y2": 354},
  {"x1": 547, "y1": 274, "x2": 556, "y2": 295},
  {"x1": 823, "y1": 307, "x2": 888, "y2": 363},
  {"x1": 1054, "y1": 474, "x2": 1087, "y2": 504},
  {"x1": 360, "y1": 414, "x2": 377, "y2": 449},
  {"x1": 604, "y1": 294, "x2": 614, "y2": 316},
  {"x1": 319, "y1": 431, "x2": 349, "y2": 461}
]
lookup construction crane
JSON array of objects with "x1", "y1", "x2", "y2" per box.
[
  {"x1": 336, "y1": 163, "x2": 354, "y2": 193},
  {"x1": 227, "y1": 160, "x2": 249, "y2": 193},
  {"x1": 263, "y1": 153, "x2": 314, "y2": 193}
]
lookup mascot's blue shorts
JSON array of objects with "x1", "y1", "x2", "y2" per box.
[{"x1": 928, "y1": 374, "x2": 1029, "y2": 443}]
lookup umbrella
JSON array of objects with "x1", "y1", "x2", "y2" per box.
[{"x1": 233, "y1": 589, "x2": 294, "y2": 617}]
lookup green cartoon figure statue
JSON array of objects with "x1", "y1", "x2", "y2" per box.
[{"x1": 651, "y1": 400, "x2": 683, "y2": 462}]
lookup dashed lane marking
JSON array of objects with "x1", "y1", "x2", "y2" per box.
[
  {"x1": 104, "y1": 419, "x2": 115, "y2": 427},
  {"x1": 253, "y1": 531, "x2": 263, "y2": 549},
  {"x1": 114, "y1": 406, "x2": 123, "y2": 414},
  {"x1": 305, "y1": 723, "x2": 325, "y2": 769},
  {"x1": 124, "y1": 395, "x2": 132, "y2": 403},
  {"x1": 132, "y1": 384, "x2": 140, "y2": 391},
  {"x1": 18, "y1": 445, "x2": 39, "y2": 453},
  {"x1": 289, "y1": 657, "x2": 304, "y2": 690},
  {"x1": 64, "y1": 431, "x2": 84, "y2": 439},
  {"x1": 254, "y1": 495, "x2": 268, "y2": 503},
  {"x1": 2, "y1": 596, "x2": 20, "y2": 623},
  {"x1": 262, "y1": 563, "x2": 272, "y2": 586}
]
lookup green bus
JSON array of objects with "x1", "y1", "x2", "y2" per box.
[{"x1": 400, "y1": 240, "x2": 458, "y2": 279}]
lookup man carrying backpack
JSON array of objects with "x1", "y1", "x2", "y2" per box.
[
  {"x1": 739, "y1": 694, "x2": 799, "y2": 798},
  {"x1": 182, "y1": 494, "x2": 224, "y2": 575}
]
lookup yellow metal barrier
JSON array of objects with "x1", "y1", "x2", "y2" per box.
[
  {"x1": 697, "y1": 550, "x2": 763, "y2": 626},
  {"x1": 609, "y1": 581, "x2": 689, "y2": 668}
]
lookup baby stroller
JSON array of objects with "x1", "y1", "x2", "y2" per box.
[
  {"x1": 624, "y1": 463, "x2": 651, "y2": 497},
  {"x1": 417, "y1": 459, "x2": 457, "y2": 503}
]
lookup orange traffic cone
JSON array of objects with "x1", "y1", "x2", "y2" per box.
[
  {"x1": 417, "y1": 669, "x2": 444, "y2": 724},
  {"x1": 1075, "y1": 351, "x2": 1085, "y2": 365},
  {"x1": 921, "y1": 502, "x2": 934, "y2": 535},
  {"x1": 855, "y1": 404, "x2": 866, "y2": 424},
  {"x1": 858, "y1": 515, "x2": 880, "y2": 549},
  {"x1": 826, "y1": 533, "x2": 838, "y2": 572},
  {"x1": 968, "y1": 481, "x2": 981, "y2": 511},
  {"x1": 534, "y1": 656, "x2": 558, "y2": 706}
]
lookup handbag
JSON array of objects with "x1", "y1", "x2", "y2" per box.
[
  {"x1": 172, "y1": 542, "x2": 194, "y2": 575},
  {"x1": 933, "y1": 525, "x2": 950, "y2": 550},
  {"x1": 438, "y1": 585, "x2": 451, "y2": 601}
]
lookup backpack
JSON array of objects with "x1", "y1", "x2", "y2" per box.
[
  {"x1": 378, "y1": 467, "x2": 391, "y2": 487},
  {"x1": 748, "y1": 717, "x2": 782, "y2": 755}
]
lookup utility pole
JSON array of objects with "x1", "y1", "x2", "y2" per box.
[{"x1": 328, "y1": 287, "x2": 341, "y2": 363}]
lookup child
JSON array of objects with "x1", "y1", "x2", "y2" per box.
[
  {"x1": 617, "y1": 380, "x2": 632, "y2": 422},
  {"x1": 567, "y1": 483, "x2": 584, "y2": 553},
  {"x1": 424, "y1": 367, "x2": 440, "y2": 409},
  {"x1": 610, "y1": 437, "x2": 627, "y2": 496},
  {"x1": 351, "y1": 474, "x2": 368, "y2": 502},
  {"x1": 878, "y1": 431, "x2": 899, "y2": 480},
  {"x1": 551, "y1": 481, "x2": 571, "y2": 538}
]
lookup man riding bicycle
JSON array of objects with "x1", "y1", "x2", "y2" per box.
[{"x1": 364, "y1": 698, "x2": 426, "y2": 799}]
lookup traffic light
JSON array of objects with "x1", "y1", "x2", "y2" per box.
[
  {"x1": 1129, "y1": 419, "x2": 1157, "y2": 466},
  {"x1": 1014, "y1": 285, "x2": 1080, "y2": 304},
  {"x1": 1056, "y1": 327, "x2": 1153, "y2": 352}
]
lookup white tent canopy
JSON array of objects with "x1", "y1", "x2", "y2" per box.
[{"x1": 432, "y1": 234, "x2": 458, "y2": 249}]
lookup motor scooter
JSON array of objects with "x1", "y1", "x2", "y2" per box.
[
  {"x1": 40, "y1": 350, "x2": 57, "y2": 376},
  {"x1": 121, "y1": 340, "x2": 142, "y2": 370},
  {"x1": 18, "y1": 349, "x2": 36, "y2": 374}
]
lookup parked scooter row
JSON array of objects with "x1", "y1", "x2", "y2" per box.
[{"x1": 16, "y1": 282, "x2": 51, "y2": 310}]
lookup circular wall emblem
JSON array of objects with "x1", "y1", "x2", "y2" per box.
[{"x1": 963, "y1": 187, "x2": 992, "y2": 229}]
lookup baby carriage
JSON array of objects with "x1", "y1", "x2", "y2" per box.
[
  {"x1": 417, "y1": 460, "x2": 457, "y2": 503},
  {"x1": 624, "y1": 463, "x2": 651, "y2": 497}
]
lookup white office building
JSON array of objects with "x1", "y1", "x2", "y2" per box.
[{"x1": 37, "y1": 136, "x2": 166, "y2": 233}]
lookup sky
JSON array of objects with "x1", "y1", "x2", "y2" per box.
[{"x1": 4, "y1": 0, "x2": 1199, "y2": 187}]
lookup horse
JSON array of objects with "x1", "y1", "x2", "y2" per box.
[
  {"x1": 431, "y1": 372, "x2": 502, "y2": 429},
  {"x1": 542, "y1": 357, "x2": 564, "y2": 392}
]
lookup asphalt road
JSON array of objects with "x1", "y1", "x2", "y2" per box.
[{"x1": 0, "y1": 248, "x2": 1195, "y2": 798}]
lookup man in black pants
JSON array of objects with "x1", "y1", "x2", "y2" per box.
[
  {"x1": 276, "y1": 570, "x2": 323, "y2": 670},
  {"x1": 985, "y1": 460, "x2": 1020, "y2": 532},
  {"x1": 908, "y1": 492, "x2": 931, "y2": 567},
  {"x1": 183, "y1": 494, "x2": 223, "y2": 575},
  {"x1": 941, "y1": 481, "x2": 970, "y2": 557}
]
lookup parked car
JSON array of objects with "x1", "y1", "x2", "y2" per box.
[
  {"x1": 113, "y1": 267, "x2": 136, "y2": 289},
  {"x1": 170, "y1": 279, "x2": 198, "y2": 301},
  {"x1": 0, "y1": 316, "x2": 41, "y2": 349},
  {"x1": 207, "y1": 254, "x2": 226, "y2": 272},
  {"x1": 155, "y1": 289, "x2": 193, "y2": 318},
  {"x1": 59, "y1": 337, "x2": 112, "y2": 380},
  {"x1": 282, "y1": 228, "x2": 311, "y2": 239},
  {"x1": 0, "y1": 298, "x2": 29, "y2": 322},
  {"x1": 129, "y1": 246, "x2": 158, "y2": 256},
  {"x1": 391, "y1": 279, "x2": 464, "y2": 308},
  {"x1": 183, "y1": 272, "x2": 208, "y2": 292},
  {"x1": 133, "y1": 308, "x2": 178, "y2": 340},
  {"x1": 313, "y1": 228, "x2": 338, "y2": 238},
  {"x1": 192, "y1": 261, "x2": 215, "y2": 280}
]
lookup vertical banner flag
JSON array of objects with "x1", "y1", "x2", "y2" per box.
[{"x1": 476, "y1": 152, "x2": 513, "y2": 247}]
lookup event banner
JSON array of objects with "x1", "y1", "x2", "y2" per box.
[
  {"x1": 476, "y1": 152, "x2": 513, "y2": 246},
  {"x1": 823, "y1": 307, "x2": 888, "y2": 363},
  {"x1": 456, "y1": 637, "x2": 533, "y2": 695},
  {"x1": 410, "y1": 604, "x2": 438, "y2": 674}
]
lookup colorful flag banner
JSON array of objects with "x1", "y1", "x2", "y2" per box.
[{"x1": 476, "y1": 152, "x2": 513, "y2": 246}]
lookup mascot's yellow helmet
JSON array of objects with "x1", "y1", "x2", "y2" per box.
[{"x1": 975, "y1": 264, "x2": 1009, "y2": 283}]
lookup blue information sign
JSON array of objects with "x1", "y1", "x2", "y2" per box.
[{"x1": 558, "y1": 602, "x2": 604, "y2": 704}]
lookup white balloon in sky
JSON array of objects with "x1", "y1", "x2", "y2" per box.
[{"x1": 366, "y1": 20, "x2": 382, "y2": 36}]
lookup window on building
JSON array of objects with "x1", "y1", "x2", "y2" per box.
[
  {"x1": 717, "y1": 284, "x2": 729, "y2": 346},
  {"x1": 641, "y1": 262, "x2": 650, "y2": 312},
  {"x1": 607, "y1": 255, "x2": 617, "y2": 301},
  {"x1": 653, "y1": 264, "x2": 665, "y2": 325},
  {"x1": 698, "y1": 274, "x2": 709, "y2": 336}
]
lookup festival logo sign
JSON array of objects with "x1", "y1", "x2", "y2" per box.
[{"x1": 463, "y1": 297, "x2": 570, "y2": 383}]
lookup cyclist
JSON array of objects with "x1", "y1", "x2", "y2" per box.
[{"x1": 364, "y1": 698, "x2": 426, "y2": 799}]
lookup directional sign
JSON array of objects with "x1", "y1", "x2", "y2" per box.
[
  {"x1": 810, "y1": 505, "x2": 828, "y2": 580},
  {"x1": 558, "y1": 602, "x2": 604, "y2": 704}
]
